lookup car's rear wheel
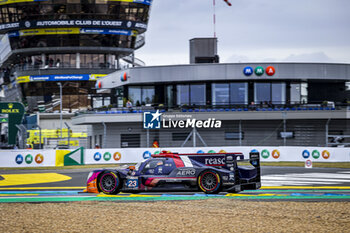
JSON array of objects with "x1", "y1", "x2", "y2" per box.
[
  {"x1": 198, "y1": 170, "x2": 221, "y2": 194},
  {"x1": 98, "y1": 171, "x2": 120, "y2": 195}
]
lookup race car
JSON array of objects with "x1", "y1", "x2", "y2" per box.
[{"x1": 85, "y1": 151, "x2": 261, "y2": 194}]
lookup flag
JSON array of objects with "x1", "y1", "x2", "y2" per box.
[{"x1": 223, "y1": 0, "x2": 232, "y2": 6}]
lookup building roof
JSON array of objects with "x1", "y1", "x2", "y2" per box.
[{"x1": 97, "y1": 62, "x2": 350, "y2": 90}]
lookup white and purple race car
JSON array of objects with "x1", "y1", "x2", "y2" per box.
[{"x1": 85, "y1": 151, "x2": 261, "y2": 194}]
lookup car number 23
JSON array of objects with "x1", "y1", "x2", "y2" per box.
[{"x1": 126, "y1": 178, "x2": 139, "y2": 188}]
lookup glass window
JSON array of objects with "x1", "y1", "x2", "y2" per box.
[
  {"x1": 93, "y1": 97, "x2": 103, "y2": 108},
  {"x1": 230, "y1": 83, "x2": 248, "y2": 105},
  {"x1": 0, "y1": 3, "x2": 150, "y2": 23},
  {"x1": 271, "y1": 83, "x2": 286, "y2": 105},
  {"x1": 190, "y1": 84, "x2": 206, "y2": 106},
  {"x1": 255, "y1": 83, "x2": 286, "y2": 105},
  {"x1": 212, "y1": 83, "x2": 229, "y2": 105},
  {"x1": 254, "y1": 83, "x2": 271, "y2": 104},
  {"x1": 62, "y1": 54, "x2": 76, "y2": 68},
  {"x1": 142, "y1": 86, "x2": 155, "y2": 105},
  {"x1": 9, "y1": 34, "x2": 135, "y2": 50},
  {"x1": 172, "y1": 132, "x2": 191, "y2": 141},
  {"x1": 290, "y1": 83, "x2": 301, "y2": 104},
  {"x1": 121, "y1": 134, "x2": 140, "y2": 148},
  {"x1": 225, "y1": 132, "x2": 244, "y2": 140},
  {"x1": 177, "y1": 84, "x2": 189, "y2": 106},
  {"x1": 301, "y1": 83, "x2": 308, "y2": 104},
  {"x1": 128, "y1": 86, "x2": 141, "y2": 105},
  {"x1": 166, "y1": 85, "x2": 174, "y2": 108},
  {"x1": 104, "y1": 97, "x2": 110, "y2": 106}
]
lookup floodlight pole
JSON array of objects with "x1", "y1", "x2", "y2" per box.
[
  {"x1": 102, "y1": 121, "x2": 107, "y2": 148},
  {"x1": 36, "y1": 124, "x2": 42, "y2": 149},
  {"x1": 58, "y1": 82, "x2": 63, "y2": 138},
  {"x1": 326, "y1": 118, "x2": 331, "y2": 147},
  {"x1": 146, "y1": 129, "x2": 150, "y2": 147},
  {"x1": 283, "y1": 112, "x2": 287, "y2": 146},
  {"x1": 64, "y1": 122, "x2": 70, "y2": 149},
  {"x1": 239, "y1": 120, "x2": 242, "y2": 146}
]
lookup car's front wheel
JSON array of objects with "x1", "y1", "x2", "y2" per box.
[
  {"x1": 98, "y1": 171, "x2": 120, "y2": 195},
  {"x1": 198, "y1": 170, "x2": 222, "y2": 194}
]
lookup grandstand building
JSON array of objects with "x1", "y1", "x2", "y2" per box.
[
  {"x1": 0, "y1": 2, "x2": 349, "y2": 149},
  {"x1": 72, "y1": 38, "x2": 350, "y2": 148},
  {"x1": 0, "y1": 0, "x2": 152, "y2": 112}
]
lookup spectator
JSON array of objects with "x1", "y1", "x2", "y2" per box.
[
  {"x1": 152, "y1": 140, "x2": 159, "y2": 148},
  {"x1": 95, "y1": 144, "x2": 100, "y2": 149},
  {"x1": 49, "y1": 58, "x2": 54, "y2": 67},
  {"x1": 56, "y1": 59, "x2": 61, "y2": 68},
  {"x1": 126, "y1": 100, "x2": 133, "y2": 112},
  {"x1": 249, "y1": 101, "x2": 256, "y2": 111}
]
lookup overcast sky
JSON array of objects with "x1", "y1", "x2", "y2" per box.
[{"x1": 136, "y1": 0, "x2": 350, "y2": 66}]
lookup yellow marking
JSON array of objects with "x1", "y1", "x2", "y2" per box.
[
  {"x1": 226, "y1": 193, "x2": 286, "y2": 197},
  {"x1": 256, "y1": 194, "x2": 287, "y2": 197},
  {"x1": 89, "y1": 74, "x2": 107, "y2": 81},
  {"x1": 55, "y1": 150, "x2": 71, "y2": 167},
  {"x1": 0, "y1": 173, "x2": 72, "y2": 186},
  {"x1": 97, "y1": 194, "x2": 161, "y2": 198},
  {"x1": 97, "y1": 194, "x2": 131, "y2": 198},
  {"x1": 261, "y1": 186, "x2": 350, "y2": 190},
  {"x1": 0, "y1": 194, "x2": 39, "y2": 196},
  {"x1": 0, "y1": 0, "x2": 35, "y2": 6},
  {"x1": 19, "y1": 28, "x2": 80, "y2": 36},
  {"x1": 16, "y1": 76, "x2": 30, "y2": 84},
  {"x1": 109, "y1": 0, "x2": 135, "y2": 2},
  {"x1": 129, "y1": 194, "x2": 160, "y2": 197},
  {"x1": 0, "y1": 187, "x2": 84, "y2": 190},
  {"x1": 226, "y1": 193, "x2": 255, "y2": 197}
]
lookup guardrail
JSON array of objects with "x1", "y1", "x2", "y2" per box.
[{"x1": 0, "y1": 146, "x2": 349, "y2": 168}]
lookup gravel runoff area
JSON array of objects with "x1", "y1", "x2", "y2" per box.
[{"x1": 0, "y1": 200, "x2": 349, "y2": 232}]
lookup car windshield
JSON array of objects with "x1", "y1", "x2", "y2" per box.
[
  {"x1": 134, "y1": 160, "x2": 145, "y2": 171},
  {"x1": 144, "y1": 160, "x2": 163, "y2": 169}
]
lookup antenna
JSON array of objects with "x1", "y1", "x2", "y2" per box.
[
  {"x1": 213, "y1": 0, "x2": 216, "y2": 38},
  {"x1": 214, "y1": 0, "x2": 232, "y2": 38}
]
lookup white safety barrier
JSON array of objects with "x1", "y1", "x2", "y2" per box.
[
  {"x1": 85, "y1": 146, "x2": 350, "y2": 165},
  {"x1": 0, "y1": 147, "x2": 349, "y2": 168},
  {"x1": 0, "y1": 149, "x2": 56, "y2": 167}
]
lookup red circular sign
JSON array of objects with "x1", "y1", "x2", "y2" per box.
[
  {"x1": 35, "y1": 154, "x2": 44, "y2": 164},
  {"x1": 266, "y1": 66, "x2": 275, "y2": 76},
  {"x1": 322, "y1": 150, "x2": 330, "y2": 159},
  {"x1": 113, "y1": 152, "x2": 121, "y2": 161},
  {"x1": 305, "y1": 159, "x2": 312, "y2": 168},
  {"x1": 272, "y1": 149, "x2": 280, "y2": 159}
]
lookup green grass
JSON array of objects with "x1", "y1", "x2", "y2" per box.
[{"x1": 0, "y1": 162, "x2": 349, "y2": 170}]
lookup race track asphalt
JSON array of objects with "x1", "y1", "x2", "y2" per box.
[{"x1": 0, "y1": 166, "x2": 350, "y2": 202}]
